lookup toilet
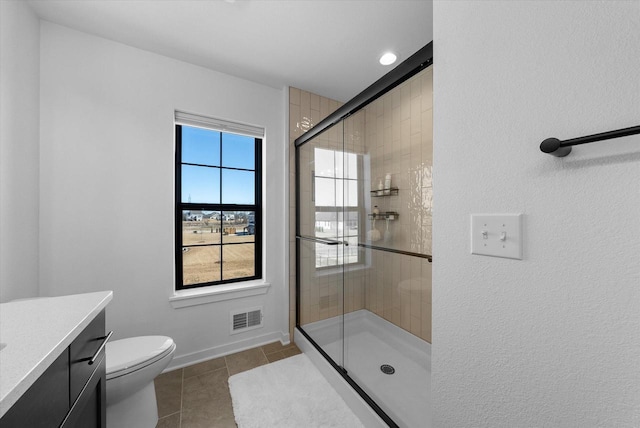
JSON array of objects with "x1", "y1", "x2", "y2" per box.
[
  {"x1": 106, "y1": 336, "x2": 176, "y2": 428},
  {"x1": 11, "y1": 298, "x2": 175, "y2": 427}
]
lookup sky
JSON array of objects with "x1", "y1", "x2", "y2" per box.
[{"x1": 181, "y1": 126, "x2": 255, "y2": 205}]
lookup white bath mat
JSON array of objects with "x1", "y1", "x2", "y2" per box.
[{"x1": 228, "y1": 353, "x2": 365, "y2": 428}]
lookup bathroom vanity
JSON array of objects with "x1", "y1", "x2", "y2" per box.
[{"x1": 0, "y1": 291, "x2": 113, "y2": 427}]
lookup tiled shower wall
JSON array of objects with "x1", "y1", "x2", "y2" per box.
[
  {"x1": 362, "y1": 67, "x2": 433, "y2": 342},
  {"x1": 289, "y1": 66, "x2": 433, "y2": 343}
]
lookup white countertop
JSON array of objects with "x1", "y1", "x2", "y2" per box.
[{"x1": 0, "y1": 291, "x2": 113, "y2": 418}]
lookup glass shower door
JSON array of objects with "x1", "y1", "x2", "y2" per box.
[
  {"x1": 339, "y1": 71, "x2": 433, "y2": 428},
  {"x1": 295, "y1": 49, "x2": 433, "y2": 428},
  {"x1": 296, "y1": 121, "x2": 345, "y2": 369}
]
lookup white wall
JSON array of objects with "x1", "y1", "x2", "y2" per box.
[
  {"x1": 38, "y1": 22, "x2": 287, "y2": 366},
  {"x1": 0, "y1": 1, "x2": 41, "y2": 302},
  {"x1": 433, "y1": 1, "x2": 640, "y2": 427}
]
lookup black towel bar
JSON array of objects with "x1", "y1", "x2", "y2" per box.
[{"x1": 540, "y1": 125, "x2": 640, "y2": 157}]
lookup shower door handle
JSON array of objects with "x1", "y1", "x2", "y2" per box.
[
  {"x1": 297, "y1": 235, "x2": 344, "y2": 246},
  {"x1": 322, "y1": 240, "x2": 341, "y2": 246}
]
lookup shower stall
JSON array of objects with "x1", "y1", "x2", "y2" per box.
[{"x1": 294, "y1": 43, "x2": 433, "y2": 428}]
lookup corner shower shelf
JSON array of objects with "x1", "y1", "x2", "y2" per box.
[
  {"x1": 368, "y1": 212, "x2": 399, "y2": 220},
  {"x1": 370, "y1": 187, "x2": 399, "y2": 197}
]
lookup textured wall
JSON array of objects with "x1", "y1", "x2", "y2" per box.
[
  {"x1": 433, "y1": 1, "x2": 640, "y2": 426},
  {"x1": 0, "y1": 1, "x2": 40, "y2": 302},
  {"x1": 39, "y1": 22, "x2": 288, "y2": 366}
]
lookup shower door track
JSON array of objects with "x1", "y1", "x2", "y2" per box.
[
  {"x1": 295, "y1": 326, "x2": 400, "y2": 428},
  {"x1": 294, "y1": 43, "x2": 433, "y2": 149}
]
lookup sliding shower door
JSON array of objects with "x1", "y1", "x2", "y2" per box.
[
  {"x1": 339, "y1": 72, "x2": 433, "y2": 428},
  {"x1": 296, "y1": 121, "x2": 346, "y2": 369},
  {"x1": 296, "y1": 45, "x2": 433, "y2": 428}
]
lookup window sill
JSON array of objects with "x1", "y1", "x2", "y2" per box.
[{"x1": 169, "y1": 280, "x2": 271, "y2": 309}]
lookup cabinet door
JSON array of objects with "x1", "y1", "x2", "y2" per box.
[
  {"x1": 61, "y1": 355, "x2": 106, "y2": 428},
  {"x1": 70, "y1": 311, "x2": 106, "y2": 403},
  {"x1": 0, "y1": 350, "x2": 70, "y2": 428}
]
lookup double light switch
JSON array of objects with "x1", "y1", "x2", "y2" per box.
[{"x1": 471, "y1": 214, "x2": 523, "y2": 260}]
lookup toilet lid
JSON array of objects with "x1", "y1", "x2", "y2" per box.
[{"x1": 106, "y1": 335, "x2": 174, "y2": 375}]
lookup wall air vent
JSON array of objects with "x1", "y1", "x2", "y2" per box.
[{"x1": 230, "y1": 307, "x2": 263, "y2": 334}]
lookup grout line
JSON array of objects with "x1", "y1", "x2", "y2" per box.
[
  {"x1": 161, "y1": 344, "x2": 303, "y2": 427},
  {"x1": 226, "y1": 354, "x2": 235, "y2": 428},
  {"x1": 178, "y1": 368, "x2": 184, "y2": 428},
  {"x1": 157, "y1": 409, "x2": 182, "y2": 427}
]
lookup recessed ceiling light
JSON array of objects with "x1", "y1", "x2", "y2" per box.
[{"x1": 379, "y1": 52, "x2": 397, "y2": 66}]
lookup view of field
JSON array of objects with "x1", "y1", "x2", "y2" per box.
[{"x1": 182, "y1": 217, "x2": 255, "y2": 285}]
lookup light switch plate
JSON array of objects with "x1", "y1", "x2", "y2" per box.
[{"x1": 471, "y1": 213, "x2": 523, "y2": 260}]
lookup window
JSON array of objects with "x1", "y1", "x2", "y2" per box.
[
  {"x1": 175, "y1": 114, "x2": 262, "y2": 290},
  {"x1": 313, "y1": 148, "x2": 360, "y2": 268}
]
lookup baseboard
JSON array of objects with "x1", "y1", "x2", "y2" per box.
[
  {"x1": 166, "y1": 329, "x2": 290, "y2": 371},
  {"x1": 279, "y1": 330, "x2": 291, "y2": 345}
]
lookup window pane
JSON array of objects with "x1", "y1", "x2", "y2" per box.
[
  {"x1": 315, "y1": 177, "x2": 335, "y2": 206},
  {"x1": 222, "y1": 243, "x2": 255, "y2": 280},
  {"x1": 182, "y1": 165, "x2": 220, "y2": 203},
  {"x1": 345, "y1": 152, "x2": 358, "y2": 179},
  {"x1": 182, "y1": 211, "x2": 221, "y2": 245},
  {"x1": 341, "y1": 239, "x2": 359, "y2": 265},
  {"x1": 315, "y1": 243, "x2": 338, "y2": 267},
  {"x1": 315, "y1": 211, "x2": 338, "y2": 240},
  {"x1": 344, "y1": 179, "x2": 358, "y2": 207},
  {"x1": 222, "y1": 169, "x2": 254, "y2": 204},
  {"x1": 314, "y1": 148, "x2": 335, "y2": 178},
  {"x1": 222, "y1": 133, "x2": 255, "y2": 170},
  {"x1": 222, "y1": 211, "x2": 255, "y2": 243},
  {"x1": 344, "y1": 211, "x2": 359, "y2": 236},
  {"x1": 183, "y1": 246, "x2": 221, "y2": 285},
  {"x1": 335, "y1": 151, "x2": 344, "y2": 179},
  {"x1": 182, "y1": 126, "x2": 220, "y2": 166},
  {"x1": 337, "y1": 211, "x2": 348, "y2": 237},
  {"x1": 334, "y1": 179, "x2": 358, "y2": 207},
  {"x1": 177, "y1": 119, "x2": 262, "y2": 289}
]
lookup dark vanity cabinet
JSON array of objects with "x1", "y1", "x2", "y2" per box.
[{"x1": 0, "y1": 310, "x2": 108, "y2": 428}]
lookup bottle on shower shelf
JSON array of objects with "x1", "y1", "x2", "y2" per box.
[
  {"x1": 384, "y1": 173, "x2": 392, "y2": 195},
  {"x1": 384, "y1": 217, "x2": 392, "y2": 243}
]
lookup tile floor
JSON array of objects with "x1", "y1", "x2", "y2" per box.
[{"x1": 154, "y1": 341, "x2": 301, "y2": 428}]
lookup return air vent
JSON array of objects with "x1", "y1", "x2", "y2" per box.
[{"x1": 230, "y1": 307, "x2": 263, "y2": 335}]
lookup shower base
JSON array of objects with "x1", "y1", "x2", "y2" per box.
[{"x1": 297, "y1": 309, "x2": 431, "y2": 428}]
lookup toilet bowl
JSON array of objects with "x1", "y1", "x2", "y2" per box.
[{"x1": 106, "y1": 336, "x2": 176, "y2": 428}]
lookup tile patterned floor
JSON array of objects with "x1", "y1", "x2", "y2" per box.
[{"x1": 154, "y1": 341, "x2": 301, "y2": 428}]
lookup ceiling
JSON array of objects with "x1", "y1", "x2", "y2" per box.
[{"x1": 27, "y1": 0, "x2": 433, "y2": 102}]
